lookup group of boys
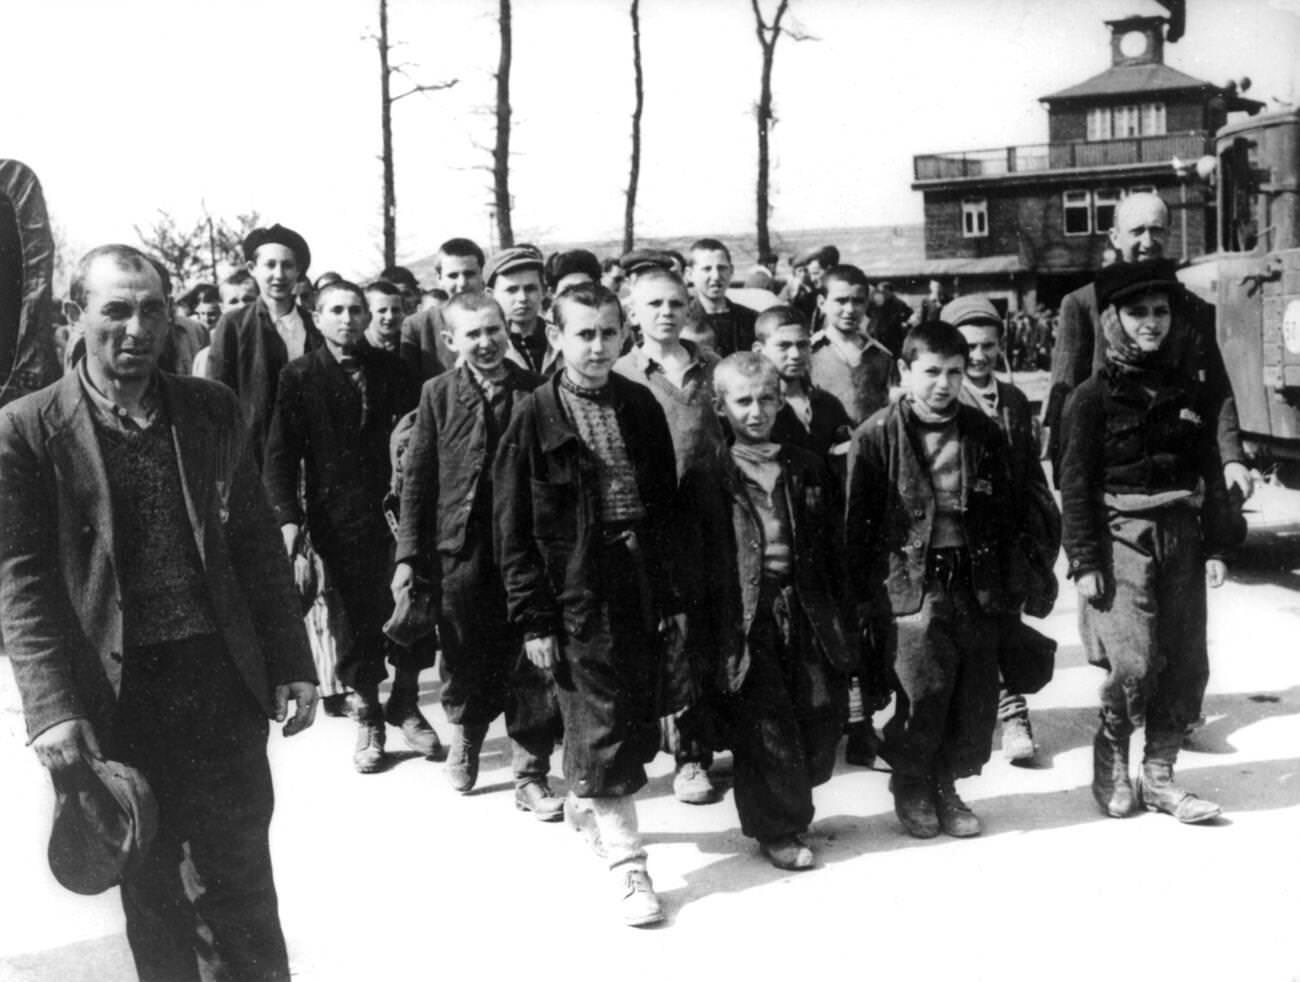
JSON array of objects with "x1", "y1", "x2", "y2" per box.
[{"x1": 115, "y1": 195, "x2": 1237, "y2": 930}]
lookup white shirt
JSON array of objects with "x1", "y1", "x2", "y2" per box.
[{"x1": 274, "y1": 306, "x2": 307, "y2": 361}]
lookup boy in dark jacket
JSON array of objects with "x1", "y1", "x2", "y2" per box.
[
  {"x1": 393, "y1": 293, "x2": 562, "y2": 816},
  {"x1": 698, "y1": 352, "x2": 854, "y2": 870},
  {"x1": 948, "y1": 296, "x2": 1062, "y2": 765},
  {"x1": 846, "y1": 321, "x2": 1021, "y2": 839},
  {"x1": 493, "y1": 283, "x2": 681, "y2": 927},
  {"x1": 1060, "y1": 259, "x2": 1239, "y2": 824}
]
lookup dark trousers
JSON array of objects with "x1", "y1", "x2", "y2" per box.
[
  {"x1": 1081, "y1": 506, "x2": 1209, "y2": 734},
  {"x1": 111, "y1": 634, "x2": 288, "y2": 982},
  {"x1": 321, "y1": 535, "x2": 432, "y2": 691},
  {"x1": 716, "y1": 586, "x2": 846, "y2": 841},
  {"x1": 884, "y1": 558, "x2": 1001, "y2": 781},
  {"x1": 438, "y1": 532, "x2": 560, "y2": 779},
  {"x1": 554, "y1": 534, "x2": 661, "y2": 798}
]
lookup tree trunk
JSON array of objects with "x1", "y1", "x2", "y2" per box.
[
  {"x1": 379, "y1": 0, "x2": 397, "y2": 269},
  {"x1": 751, "y1": 0, "x2": 790, "y2": 263},
  {"x1": 623, "y1": 0, "x2": 644, "y2": 254},
  {"x1": 494, "y1": 0, "x2": 515, "y2": 250}
]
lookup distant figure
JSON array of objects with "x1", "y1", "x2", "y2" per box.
[
  {"x1": 685, "y1": 238, "x2": 758, "y2": 357},
  {"x1": 400, "y1": 237, "x2": 485, "y2": 382}
]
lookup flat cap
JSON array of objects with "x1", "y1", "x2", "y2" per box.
[
  {"x1": 48, "y1": 757, "x2": 158, "y2": 896},
  {"x1": 941, "y1": 295, "x2": 1002, "y2": 328},
  {"x1": 1095, "y1": 258, "x2": 1181, "y2": 309},
  {"x1": 619, "y1": 248, "x2": 675, "y2": 276},
  {"x1": 485, "y1": 245, "x2": 545, "y2": 286},
  {"x1": 242, "y1": 223, "x2": 311, "y2": 272}
]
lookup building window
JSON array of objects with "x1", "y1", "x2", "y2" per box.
[
  {"x1": 1064, "y1": 191, "x2": 1092, "y2": 236},
  {"x1": 1094, "y1": 189, "x2": 1123, "y2": 233},
  {"x1": 962, "y1": 198, "x2": 988, "y2": 238},
  {"x1": 1085, "y1": 103, "x2": 1167, "y2": 141},
  {"x1": 1127, "y1": 185, "x2": 1156, "y2": 196}
]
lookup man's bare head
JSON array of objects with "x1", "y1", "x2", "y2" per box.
[{"x1": 1109, "y1": 192, "x2": 1169, "y2": 263}]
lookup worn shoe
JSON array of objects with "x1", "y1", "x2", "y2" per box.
[
  {"x1": 933, "y1": 778, "x2": 982, "y2": 838},
  {"x1": 1001, "y1": 714, "x2": 1037, "y2": 764},
  {"x1": 444, "y1": 723, "x2": 487, "y2": 793},
  {"x1": 618, "y1": 868, "x2": 664, "y2": 928},
  {"x1": 352, "y1": 720, "x2": 386, "y2": 774},
  {"x1": 673, "y1": 761, "x2": 718, "y2": 805},
  {"x1": 1092, "y1": 723, "x2": 1138, "y2": 818},
  {"x1": 384, "y1": 701, "x2": 444, "y2": 759},
  {"x1": 564, "y1": 794, "x2": 606, "y2": 858},
  {"x1": 844, "y1": 721, "x2": 879, "y2": 767},
  {"x1": 759, "y1": 835, "x2": 815, "y2": 871},
  {"x1": 321, "y1": 693, "x2": 350, "y2": 718},
  {"x1": 515, "y1": 781, "x2": 565, "y2": 822},
  {"x1": 1138, "y1": 763, "x2": 1222, "y2": 824},
  {"x1": 890, "y1": 775, "x2": 940, "y2": 839}
]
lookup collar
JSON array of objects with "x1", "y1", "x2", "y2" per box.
[
  {"x1": 630, "y1": 339, "x2": 703, "y2": 377},
  {"x1": 77, "y1": 359, "x2": 163, "y2": 431}
]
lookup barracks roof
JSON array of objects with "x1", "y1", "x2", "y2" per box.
[{"x1": 1042, "y1": 62, "x2": 1217, "y2": 103}]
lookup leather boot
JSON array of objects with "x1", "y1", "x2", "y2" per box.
[
  {"x1": 932, "y1": 764, "x2": 981, "y2": 838},
  {"x1": 889, "y1": 774, "x2": 940, "y2": 839},
  {"x1": 1139, "y1": 730, "x2": 1222, "y2": 824},
  {"x1": 445, "y1": 722, "x2": 488, "y2": 794},
  {"x1": 1092, "y1": 714, "x2": 1137, "y2": 818}
]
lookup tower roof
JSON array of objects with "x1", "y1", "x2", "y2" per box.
[{"x1": 1041, "y1": 62, "x2": 1215, "y2": 103}]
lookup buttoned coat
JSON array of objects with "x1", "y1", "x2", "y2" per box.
[
  {"x1": 264, "y1": 344, "x2": 417, "y2": 555},
  {"x1": 395, "y1": 361, "x2": 543, "y2": 594},
  {"x1": 205, "y1": 299, "x2": 322, "y2": 469},
  {"x1": 0, "y1": 371, "x2": 316, "y2": 743},
  {"x1": 845, "y1": 399, "x2": 1023, "y2": 619}
]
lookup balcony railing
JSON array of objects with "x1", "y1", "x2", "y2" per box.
[{"x1": 913, "y1": 131, "x2": 1211, "y2": 182}]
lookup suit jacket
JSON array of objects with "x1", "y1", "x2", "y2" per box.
[
  {"x1": 0, "y1": 371, "x2": 316, "y2": 743},
  {"x1": 396, "y1": 361, "x2": 543, "y2": 588},
  {"x1": 205, "y1": 299, "x2": 322, "y2": 470},
  {"x1": 264, "y1": 344, "x2": 418, "y2": 555},
  {"x1": 399, "y1": 306, "x2": 450, "y2": 383},
  {"x1": 1045, "y1": 281, "x2": 1242, "y2": 477}
]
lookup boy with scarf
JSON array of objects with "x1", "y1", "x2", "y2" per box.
[
  {"x1": 1060, "y1": 260, "x2": 1240, "y2": 824},
  {"x1": 695, "y1": 352, "x2": 854, "y2": 869},
  {"x1": 846, "y1": 321, "x2": 1021, "y2": 839}
]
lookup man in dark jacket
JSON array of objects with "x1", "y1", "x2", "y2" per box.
[
  {"x1": 205, "y1": 223, "x2": 322, "y2": 469},
  {"x1": 1044, "y1": 192, "x2": 1251, "y2": 500},
  {"x1": 0, "y1": 244, "x2": 317, "y2": 981},
  {"x1": 264, "y1": 280, "x2": 431, "y2": 773},
  {"x1": 393, "y1": 292, "x2": 562, "y2": 815}
]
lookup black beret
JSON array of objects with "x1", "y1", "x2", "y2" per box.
[
  {"x1": 547, "y1": 249, "x2": 602, "y2": 289},
  {"x1": 1095, "y1": 258, "x2": 1180, "y2": 309},
  {"x1": 242, "y1": 223, "x2": 312, "y2": 272}
]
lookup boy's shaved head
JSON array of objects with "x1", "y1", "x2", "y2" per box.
[
  {"x1": 316, "y1": 279, "x2": 368, "y2": 312},
  {"x1": 901, "y1": 320, "x2": 967, "y2": 366},
  {"x1": 443, "y1": 290, "x2": 505, "y2": 329},
  {"x1": 754, "y1": 304, "x2": 808, "y2": 343},
  {"x1": 821, "y1": 264, "x2": 869, "y2": 293},
  {"x1": 713, "y1": 350, "x2": 780, "y2": 400},
  {"x1": 552, "y1": 282, "x2": 625, "y2": 333}
]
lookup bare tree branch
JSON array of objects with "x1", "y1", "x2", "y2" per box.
[{"x1": 392, "y1": 78, "x2": 459, "y2": 103}]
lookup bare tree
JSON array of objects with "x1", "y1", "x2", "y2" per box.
[
  {"x1": 372, "y1": 0, "x2": 459, "y2": 269},
  {"x1": 492, "y1": 0, "x2": 515, "y2": 249},
  {"x1": 135, "y1": 209, "x2": 260, "y2": 293},
  {"x1": 750, "y1": 0, "x2": 813, "y2": 261},
  {"x1": 622, "y1": 0, "x2": 644, "y2": 254}
]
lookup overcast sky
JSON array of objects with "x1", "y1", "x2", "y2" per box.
[{"x1": 4, "y1": 0, "x2": 1297, "y2": 280}]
